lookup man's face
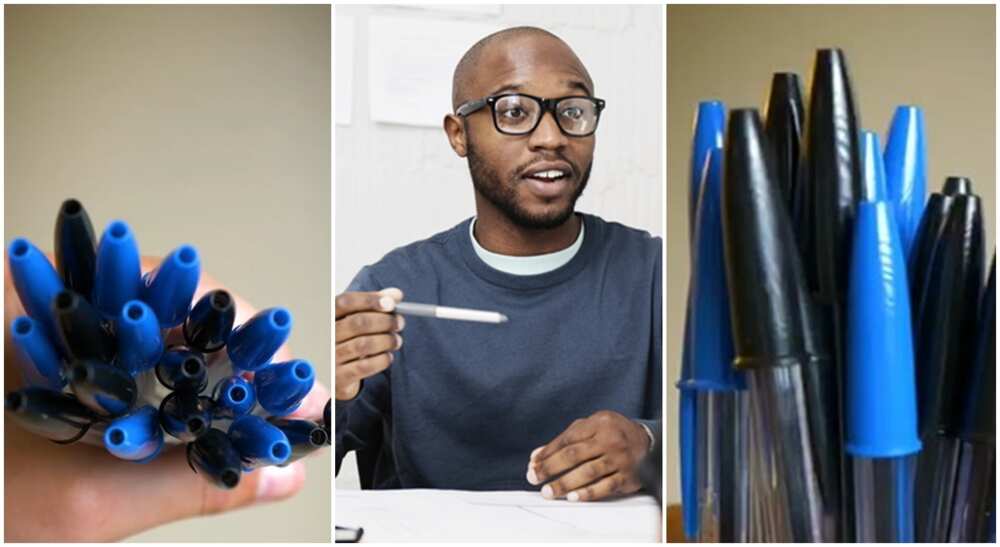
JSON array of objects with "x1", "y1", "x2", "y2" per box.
[{"x1": 462, "y1": 35, "x2": 596, "y2": 230}]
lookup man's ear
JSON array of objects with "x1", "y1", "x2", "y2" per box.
[{"x1": 443, "y1": 114, "x2": 468, "y2": 157}]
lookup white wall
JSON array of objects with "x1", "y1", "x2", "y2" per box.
[{"x1": 334, "y1": 4, "x2": 664, "y2": 490}]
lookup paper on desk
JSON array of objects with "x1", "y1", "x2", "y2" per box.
[{"x1": 336, "y1": 489, "x2": 661, "y2": 542}]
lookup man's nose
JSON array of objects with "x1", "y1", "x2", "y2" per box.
[{"x1": 527, "y1": 111, "x2": 569, "y2": 151}]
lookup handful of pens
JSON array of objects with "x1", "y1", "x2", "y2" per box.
[
  {"x1": 6, "y1": 199, "x2": 332, "y2": 489},
  {"x1": 678, "y1": 48, "x2": 995, "y2": 542}
]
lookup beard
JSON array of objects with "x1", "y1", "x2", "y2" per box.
[{"x1": 467, "y1": 139, "x2": 592, "y2": 230}]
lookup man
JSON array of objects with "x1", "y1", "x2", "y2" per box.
[{"x1": 335, "y1": 26, "x2": 661, "y2": 502}]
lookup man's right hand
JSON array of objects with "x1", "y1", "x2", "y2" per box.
[{"x1": 335, "y1": 288, "x2": 405, "y2": 400}]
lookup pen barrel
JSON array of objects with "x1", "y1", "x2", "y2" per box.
[
  {"x1": 915, "y1": 435, "x2": 962, "y2": 541},
  {"x1": 695, "y1": 390, "x2": 749, "y2": 542},
  {"x1": 852, "y1": 455, "x2": 916, "y2": 542},
  {"x1": 947, "y1": 441, "x2": 995, "y2": 542}
]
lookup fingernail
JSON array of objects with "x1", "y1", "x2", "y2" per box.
[
  {"x1": 567, "y1": 491, "x2": 580, "y2": 502},
  {"x1": 526, "y1": 467, "x2": 539, "y2": 485},
  {"x1": 541, "y1": 485, "x2": 553, "y2": 499},
  {"x1": 395, "y1": 334, "x2": 403, "y2": 349},
  {"x1": 256, "y1": 462, "x2": 303, "y2": 501},
  {"x1": 379, "y1": 296, "x2": 395, "y2": 312},
  {"x1": 530, "y1": 446, "x2": 543, "y2": 461},
  {"x1": 388, "y1": 352, "x2": 394, "y2": 363},
  {"x1": 396, "y1": 315, "x2": 405, "y2": 331}
]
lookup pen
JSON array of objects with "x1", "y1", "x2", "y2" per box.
[
  {"x1": 884, "y1": 105, "x2": 927, "y2": 259},
  {"x1": 266, "y1": 417, "x2": 328, "y2": 464},
  {"x1": 188, "y1": 428, "x2": 243, "y2": 489},
  {"x1": 155, "y1": 347, "x2": 208, "y2": 393},
  {"x1": 184, "y1": 289, "x2": 236, "y2": 353},
  {"x1": 142, "y1": 245, "x2": 201, "y2": 328},
  {"x1": 11, "y1": 316, "x2": 65, "y2": 390},
  {"x1": 159, "y1": 386, "x2": 212, "y2": 442},
  {"x1": 53, "y1": 289, "x2": 116, "y2": 363},
  {"x1": 92, "y1": 220, "x2": 142, "y2": 320},
  {"x1": 54, "y1": 199, "x2": 98, "y2": 298},
  {"x1": 228, "y1": 415, "x2": 291, "y2": 469},
  {"x1": 212, "y1": 376, "x2": 257, "y2": 418},
  {"x1": 117, "y1": 300, "x2": 164, "y2": 375},
  {"x1": 254, "y1": 359, "x2": 315, "y2": 416},
  {"x1": 70, "y1": 359, "x2": 138, "y2": 417},
  {"x1": 227, "y1": 307, "x2": 293, "y2": 371},
  {"x1": 104, "y1": 405, "x2": 164, "y2": 463},
  {"x1": 6, "y1": 387, "x2": 98, "y2": 444},
  {"x1": 394, "y1": 302, "x2": 508, "y2": 323}
]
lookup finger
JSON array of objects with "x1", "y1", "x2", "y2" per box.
[
  {"x1": 531, "y1": 418, "x2": 597, "y2": 466},
  {"x1": 528, "y1": 439, "x2": 604, "y2": 485},
  {"x1": 335, "y1": 311, "x2": 403, "y2": 343},
  {"x1": 335, "y1": 288, "x2": 403, "y2": 319},
  {"x1": 336, "y1": 352, "x2": 393, "y2": 386},
  {"x1": 336, "y1": 333, "x2": 401, "y2": 364},
  {"x1": 566, "y1": 471, "x2": 641, "y2": 502},
  {"x1": 540, "y1": 456, "x2": 616, "y2": 500}
]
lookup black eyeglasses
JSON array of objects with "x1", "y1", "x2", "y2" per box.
[{"x1": 455, "y1": 93, "x2": 606, "y2": 137}]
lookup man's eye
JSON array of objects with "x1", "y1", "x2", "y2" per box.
[
  {"x1": 560, "y1": 107, "x2": 584, "y2": 119},
  {"x1": 500, "y1": 108, "x2": 527, "y2": 119}
]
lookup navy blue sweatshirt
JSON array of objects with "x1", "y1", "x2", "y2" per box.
[{"x1": 336, "y1": 213, "x2": 662, "y2": 490}]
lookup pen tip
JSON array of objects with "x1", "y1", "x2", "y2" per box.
[{"x1": 499, "y1": 314, "x2": 509, "y2": 323}]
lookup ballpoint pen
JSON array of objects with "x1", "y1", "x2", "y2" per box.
[
  {"x1": 8, "y1": 237, "x2": 66, "y2": 346},
  {"x1": 92, "y1": 220, "x2": 142, "y2": 320},
  {"x1": 254, "y1": 359, "x2": 315, "y2": 416},
  {"x1": 5, "y1": 387, "x2": 99, "y2": 444},
  {"x1": 267, "y1": 417, "x2": 328, "y2": 464},
  {"x1": 142, "y1": 245, "x2": 201, "y2": 328},
  {"x1": 212, "y1": 375, "x2": 257, "y2": 418},
  {"x1": 184, "y1": 289, "x2": 236, "y2": 353},
  {"x1": 11, "y1": 316, "x2": 65, "y2": 390},
  {"x1": 883, "y1": 105, "x2": 927, "y2": 259},
  {"x1": 54, "y1": 199, "x2": 97, "y2": 298},
  {"x1": 155, "y1": 347, "x2": 208, "y2": 393},
  {"x1": 188, "y1": 428, "x2": 243, "y2": 489},
  {"x1": 104, "y1": 405, "x2": 164, "y2": 463},
  {"x1": 117, "y1": 300, "x2": 164, "y2": 375},
  {"x1": 228, "y1": 415, "x2": 292, "y2": 469},
  {"x1": 159, "y1": 387, "x2": 213, "y2": 442},
  {"x1": 763, "y1": 72, "x2": 804, "y2": 212},
  {"x1": 70, "y1": 359, "x2": 138, "y2": 417},
  {"x1": 53, "y1": 289, "x2": 116, "y2": 363},
  {"x1": 227, "y1": 307, "x2": 293, "y2": 371},
  {"x1": 393, "y1": 302, "x2": 508, "y2": 324}
]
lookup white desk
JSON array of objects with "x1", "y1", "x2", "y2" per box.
[{"x1": 336, "y1": 489, "x2": 662, "y2": 543}]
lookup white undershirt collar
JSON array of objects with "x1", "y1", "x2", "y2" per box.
[{"x1": 469, "y1": 217, "x2": 585, "y2": 276}]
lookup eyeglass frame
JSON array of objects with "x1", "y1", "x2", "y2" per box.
[{"x1": 455, "y1": 93, "x2": 607, "y2": 137}]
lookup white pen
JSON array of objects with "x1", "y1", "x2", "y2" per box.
[{"x1": 393, "y1": 302, "x2": 508, "y2": 324}]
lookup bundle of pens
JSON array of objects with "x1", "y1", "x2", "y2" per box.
[
  {"x1": 677, "y1": 49, "x2": 995, "y2": 543},
  {"x1": 5, "y1": 199, "x2": 332, "y2": 489}
]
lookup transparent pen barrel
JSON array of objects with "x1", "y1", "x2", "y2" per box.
[
  {"x1": 915, "y1": 435, "x2": 962, "y2": 541},
  {"x1": 695, "y1": 390, "x2": 750, "y2": 542},
  {"x1": 948, "y1": 441, "x2": 995, "y2": 542},
  {"x1": 853, "y1": 455, "x2": 916, "y2": 541}
]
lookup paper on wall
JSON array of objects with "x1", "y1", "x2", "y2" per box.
[{"x1": 335, "y1": 15, "x2": 355, "y2": 126}]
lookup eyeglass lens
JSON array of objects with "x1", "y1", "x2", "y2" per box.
[{"x1": 493, "y1": 95, "x2": 599, "y2": 135}]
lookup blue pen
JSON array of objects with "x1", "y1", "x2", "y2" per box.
[
  {"x1": 267, "y1": 417, "x2": 328, "y2": 464},
  {"x1": 92, "y1": 220, "x2": 142, "y2": 319},
  {"x1": 8, "y1": 238, "x2": 65, "y2": 345},
  {"x1": 212, "y1": 375, "x2": 257, "y2": 418},
  {"x1": 116, "y1": 300, "x2": 163, "y2": 375},
  {"x1": 227, "y1": 307, "x2": 293, "y2": 372},
  {"x1": 228, "y1": 415, "x2": 291, "y2": 469},
  {"x1": 254, "y1": 360, "x2": 314, "y2": 416},
  {"x1": 884, "y1": 105, "x2": 927, "y2": 259},
  {"x1": 11, "y1": 316, "x2": 65, "y2": 390},
  {"x1": 142, "y1": 245, "x2": 201, "y2": 328},
  {"x1": 104, "y1": 406, "x2": 164, "y2": 463},
  {"x1": 69, "y1": 359, "x2": 137, "y2": 417}
]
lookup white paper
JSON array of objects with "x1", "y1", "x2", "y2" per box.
[
  {"x1": 335, "y1": 15, "x2": 355, "y2": 126},
  {"x1": 336, "y1": 489, "x2": 660, "y2": 542},
  {"x1": 367, "y1": 16, "x2": 502, "y2": 127}
]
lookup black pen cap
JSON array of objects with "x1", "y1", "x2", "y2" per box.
[
  {"x1": 155, "y1": 346, "x2": 208, "y2": 393},
  {"x1": 914, "y1": 194, "x2": 985, "y2": 438},
  {"x1": 159, "y1": 387, "x2": 212, "y2": 442},
  {"x1": 69, "y1": 359, "x2": 137, "y2": 417},
  {"x1": 942, "y1": 176, "x2": 973, "y2": 196},
  {"x1": 959, "y1": 256, "x2": 995, "y2": 445},
  {"x1": 764, "y1": 72, "x2": 805, "y2": 212},
  {"x1": 183, "y1": 290, "x2": 236, "y2": 353},
  {"x1": 799, "y1": 48, "x2": 863, "y2": 302},
  {"x1": 323, "y1": 398, "x2": 331, "y2": 443},
  {"x1": 908, "y1": 193, "x2": 954, "y2": 322},
  {"x1": 188, "y1": 428, "x2": 243, "y2": 489},
  {"x1": 5, "y1": 387, "x2": 97, "y2": 443},
  {"x1": 267, "y1": 417, "x2": 329, "y2": 464},
  {"x1": 54, "y1": 199, "x2": 98, "y2": 298},
  {"x1": 722, "y1": 109, "x2": 811, "y2": 370},
  {"x1": 53, "y1": 289, "x2": 116, "y2": 363}
]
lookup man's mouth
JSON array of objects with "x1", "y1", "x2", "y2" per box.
[
  {"x1": 520, "y1": 163, "x2": 575, "y2": 199},
  {"x1": 525, "y1": 169, "x2": 569, "y2": 182}
]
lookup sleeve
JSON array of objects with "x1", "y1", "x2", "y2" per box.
[
  {"x1": 334, "y1": 265, "x2": 392, "y2": 477},
  {"x1": 636, "y1": 239, "x2": 663, "y2": 448}
]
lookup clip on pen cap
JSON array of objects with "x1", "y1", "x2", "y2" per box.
[
  {"x1": 212, "y1": 375, "x2": 257, "y2": 418},
  {"x1": 958, "y1": 256, "x2": 995, "y2": 445},
  {"x1": 159, "y1": 387, "x2": 213, "y2": 442},
  {"x1": 228, "y1": 415, "x2": 291, "y2": 469},
  {"x1": 5, "y1": 387, "x2": 97, "y2": 443},
  {"x1": 267, "y1": 417, "x2": 328, "y2": 463},
  {"x1": 845, "y1": 201, "x2": 921, "y2": 457},
  {"x1": 908, "y1": 193, "x2": 954, "y2": 317},
  {"x1": 155, "y1": 347, "x2": 208, "y2": 393},
  {"x1": 254, "y1": 360, "x2": 315, "y2": 416},
  {"x1": 54, "y1": 199, "x2": 98, "y2": 297},
  {"x1": 764, "y1": 72, "x2": 805, "y2": 210},
  {"x1": 8, "y1": 238, "x2": 65, "y2": 343},
  {"x1": 689, "y1": 147, "x2": 744, "y2": 390},
  {"x1": 942, "y1": 176, "x2": 973, "y2": 196},
  {"x1": 117, "y1": 300, "x2": 163, "y2": 375},
  {"x1": 227, "y1": 308, "x2": 292, "y2": 372},
  {"x1": 104, "y1": 405, "x2": 164, "y2": 463},
  {"x1": 861, "y1": 130, "x2": 888, "y2": 202},
  {"x1": 183, "y1": 290, "x2": 236, "y2": 353},
  {"x1": 690, "y1": 100, "x2": 727, "y2": 234},
  {"x1": 801, "y1": 48, "x2": 863, "y2": 302},
  {"x1": 142, "y1": 245, "x2": 200, "y2": 328},
  {"x1": 188, "y1": 428, "x2": 243, "y2": 489},
  {"x1": 323, "y1": 398, "x2": 331, "y2": 441},
  {"x1": 722, "y1": 109, "x2": 811, "y2": 369},
  {"x1": 69, "y1": 359, "x2": 138, "y2": 417},
  {"x1": 884, "y1": 105, "x2": 928, "y2": 256},
  {"x1": 11, "y1": 316, "x2": 65, "y2": 390},
  {"x1": 53, "y1": 290, "x2": 116, "y2": 363},
  {"x1": 93, "y1": 220, "x2": 142, "y2": 319}
]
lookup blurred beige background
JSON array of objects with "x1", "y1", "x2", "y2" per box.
[
  {"x1": 5, "y1": 5, "x2": 330, "y2": 542},
  {"x1": 666, "y1": 4, "x2": 995, "y2": 507}
]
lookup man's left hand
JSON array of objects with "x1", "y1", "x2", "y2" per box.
[{"x1": 526, "y1": 410, "x2": 650, "y2": 502}]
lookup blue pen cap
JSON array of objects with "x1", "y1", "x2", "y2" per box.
[
  {"x1": 116, "y1": 300, "x2": 163, "y2": 375},
  {"x1": 11, "y1": 316, "x2": 65, "y2": 390},
  {"x1": 93, "y1": 221, "x2": 142, "y2": 319},
  {"x1": 104, "y1": 406, "x2": 164, "y2": 463},
  {"x1": 845, "y1": 201, "x2": 922, "y2": 457},
  {"x1": 689, "y1": 148, "x2": 744, "y2": 391},
  {"x1": 8, "y1": 238, "x2": 65, "y2": 344},
  {"x1": 212, "y1": 375, "x2": 257, "y2": 418},
  {"x1": 690, "y1": 101, "x2": 726, "y2": 230},
  {"x1": 884, "y1": 105, "x2": 927, "y2": 258},
  {"x1": 862, "y1": 130, "x2": 888, "y2": 202},
  {"x1": 227, "y1": 308, "x2": 292, "y2": 372},
  {"x1": 255, "y1": 359, "x2": 314, "y2": 416},
  {"x1": 228, "y1": 415, "x2": 291, "y2": 469},
  {"x1": 142, "y1": 245, "x2": 201, "y2": 328}
]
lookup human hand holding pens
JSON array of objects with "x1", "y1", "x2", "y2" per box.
[
  {"x1": 334, "y1": 288, "x2": 404, "y2": 401},
  {"x1": 4, "y1": 257, "x2": 329, "y2": 541},
  {"x1": 526, "y1": 410, "x2": 651, "y2": 502}
]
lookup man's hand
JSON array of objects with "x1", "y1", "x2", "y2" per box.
[
  {"x1": 526, "y1": 410, "x2": 651, "y2": 502},
  {"x1": 334, "y1": 288, "x2": 404, "y2": 400}
]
